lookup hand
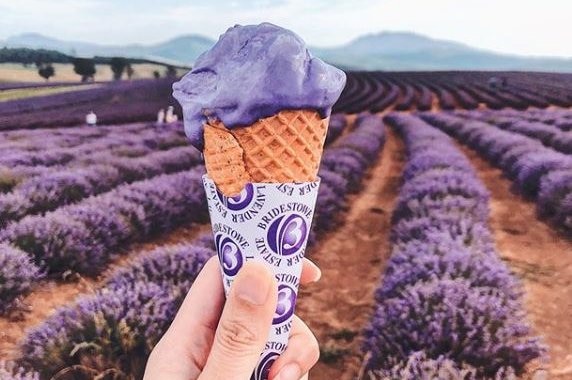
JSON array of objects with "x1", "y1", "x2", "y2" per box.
[{"x1": 144, "y1": 256, "x2": 321, "y2": 380}]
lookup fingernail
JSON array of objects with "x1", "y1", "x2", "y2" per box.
[
  {"x1": 234, "y1": 269, "x2": 270, "y2": 305},
  {"x1": 307, "y1": 260, "x2": 322, "y2": 282},
  {"x1": 276, "y1": 363, "x2": 302, "y2": 380},
  {"x1": 313, "y1": 266, "x2": 322, "y2": 282}
]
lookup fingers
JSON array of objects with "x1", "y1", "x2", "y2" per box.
[
  {"x1": 144, "y1": 256, "x2": 224, "y2": 380},
  {"x1": 199, "y1": 261, "x2": 278, "y2": 379},
  {"x1": 145, "y1": 256, "x2": 321, "y2": 380},
  {"x1": 268, "y1": 316, "x2": 320, "y2": 380},
  {"x1": 300, "y1": 258, "x2": 321, "y2": 285}
]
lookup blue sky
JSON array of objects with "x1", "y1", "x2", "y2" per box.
[{"x1": 1, "y1": 0, "x2": 571, "y2": 57}]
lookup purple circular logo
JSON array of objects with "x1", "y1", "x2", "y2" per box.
[
  {"x1": 215, "y1": 234, "x2": 243, "y2": 276},
  {"x1": 267, "y1": 214, "x2": 308, "y2": 256},
  {"x1": 273, "y1": 284, "x2": 297, "y2": 325},
  {"x1": 217, "y1": 183, "x2": 254, "y2": 211},
  {"x1": 252, "y1": 351, "x2": 279, "y2": 380}
]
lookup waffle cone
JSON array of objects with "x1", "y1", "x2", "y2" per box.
[
  {"x1": 203, "y1": 110, "x2": 328, "y2": 196},
  {"x1": 203, "y1": 124, "x2": 251, "y2": 196}
]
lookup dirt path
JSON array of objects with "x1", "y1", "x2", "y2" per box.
[
  {"x1": 297, "y1": 128, "x2": 406, "y2": 380},
  {"x1": 0, "y1": 223, "x2": 211, "y2": 360},
  {"x1": 459, "y1": 145, "x2": 572, "y2": 378}
]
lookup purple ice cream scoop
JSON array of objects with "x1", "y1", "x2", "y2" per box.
[{"x1": 172, "y1": 22, "x2": 346, "y2": 150}]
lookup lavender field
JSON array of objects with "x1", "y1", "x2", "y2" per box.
[{"x1": 0, "y1": 73, "x2": 571, "y2": 380}]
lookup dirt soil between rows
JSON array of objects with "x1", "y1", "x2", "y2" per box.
[
  {"x1": 459, "y1": 144, "x2": 572, "y2": 379},
  {"x1": 296, "y1": 128, "x2": 406, "y2": 380}
]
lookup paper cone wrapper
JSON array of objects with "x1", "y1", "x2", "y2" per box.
[{"x1": 203, "y1": 175, "x2": 320, "y2": 380}]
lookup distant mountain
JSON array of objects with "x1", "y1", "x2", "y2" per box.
[
  {"x1": 313, "y1": 32, "x2": 572, "y2": 72},
  {"x1": 3, "y1": 33, "x2": 215, "y2": 65},
  {"x1": 3, "y1": 31, "x2": 572, "y2": 72}
]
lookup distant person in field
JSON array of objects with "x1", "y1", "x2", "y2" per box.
[
  {"x1": 157, "y1": 109, "x2": 165, "y2": 124},
  {"x1": 166, "y1": 106, "x2": 177, "y2": 123},
  {"x1": 144, "y1": 257, "x2": 321, "y2": 380},
  {"x1": 86, "y1": 111, "x2": 97, "y2": 126}
]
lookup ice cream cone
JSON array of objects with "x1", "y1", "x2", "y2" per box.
[
  {"x1": 174, "y1": 22, "x2": 346, "y2": 380},
  {"x1": 203, "y1": 109, "x2": 328, "y2": 196},
  {"x1": 203, "y1": 175, "x2": 320, "y2": 380}
]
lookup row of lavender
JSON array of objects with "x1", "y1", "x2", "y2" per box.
[
  {"x1": 420, "y1": 112, "x2": 572, "y2": 236},
  {"x1": 1, "y1": 115, "x2": 386, "y2": 378},
  {"x1": 0, "y1": 123, "x2": 186, "y2": 169},
  {"x1": 314, "y1": 113, "x2": 386, "y2": 232},
  {"x1": 0, "y1": 121, "x2": 166, "y2": 154},
  {"x1": 0, "y1": 122, "x2": 189, "y2": 194},
  {"x1": 0, "y1": 79, "x2": 180, "y2": 130},
  {"x1": 455, "y1": 110, "x2": 572, "y2": 154},
  {"x1": 0, "y1": 114, "x2": 348, "y2": 193},
  {"x1": 364, "y1": 114, "x2": 543, "y2": 378},
  {"x1": 460, "y1": 108, "x2": 572, "y2": 132},
  {"x1": 0, "y1": 167, "x2": 209, "y2": 312},
  {"x1": 13, "y1": 238, "x2": 216, "y2": 379},
  {"x1": 0, "y1": 146, "x2": 202, "y2": 227},
  {"x1": 334, "y1": 71, "x2": 572, "y2": 114}
]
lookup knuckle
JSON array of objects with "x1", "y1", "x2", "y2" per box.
[
  {"x1": 147, "y1": 340, "x2": 164, "y2": 362},
  {"x1": 216, "y1": 318, "x2": 261, "y2": 353}
]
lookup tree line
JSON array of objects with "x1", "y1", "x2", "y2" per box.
[{"x1": 0, "y1": 47, "x2": 185, "y2": 82}]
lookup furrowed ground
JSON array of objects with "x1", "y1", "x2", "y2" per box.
[
  {"x1": 460, "y1": 144, "x2": 572, "y2": 377},
  {"x1": 298, "y1": 127, "x2": 405, "y2": 380},
  {"x1": 1, "y1": 71, "x2": 572, "y2": 379}
]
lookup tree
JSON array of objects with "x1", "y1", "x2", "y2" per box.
[
  {"x1": 126, "y1": 64, "x2": 134, "y2": 80},
  {"x1": 165, "y1": 65, "x2": 177, "y2": 78},
  {"x1": 72, "y1": 58, "x2": 96, "y2": 82},
  {"x1": 38, "y1": 64, "x2": 55, "y2": 81},
  {"x1": 110, "y1": 57, "x2": 128, "y2": 80},
  {"x1": 0, "y1": 47, "x2": 69, "y2": 65},
  {"x1": 153, "y1": 70, "x2": 160, "y2": 79}
]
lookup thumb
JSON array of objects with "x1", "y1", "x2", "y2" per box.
[{"x1": 199, "y1": 261, "x2": 278, "y2": 380}]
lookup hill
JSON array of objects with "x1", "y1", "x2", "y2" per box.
[
  {"x1": 314, "y1": 32, "x2": 572, "y2": 71},
  {"x1": 3, "y1": 31, "x2": 572, "y2": 71},
  {"x1": 3, "y1": 33, "x2": 213, "y2": 66}
]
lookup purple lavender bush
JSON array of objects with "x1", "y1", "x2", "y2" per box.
[
  {"x1": 312, "y1": 114, "x2": 385, "y2": 236},
  {"x1": 367, "y1": 351, "x2": 516, "y2": 380},
  {"x1": 0, "y1": 168, "x2": 207, "y2": 276},
  {"x1": 364, "y1": 114, "x2": 544, "y2": 377},
  {"x1": 0, "y1": 361, "x2": 40, "y2": 380},
  {"x1": 19, "y1": 241, "x2": 213, "y2": 379},
  {"x1": 420, "y1": 111, "x2": 572, "y2": 235},
  {"x1": 538, "y1": 169, "x2": 572, "y2": 219},
  {"x1": 325, "y1": 113, "x2": 347, "y2": 145},
  {"x1": 365, "y1": 280, "x2": 542, "y2": 378},
  {"x1": 321, "y1": 113, "x2": 385, "y2": 192},
  {"x1": 0, "y1": 244, "x2": 42, "y2": 314}
]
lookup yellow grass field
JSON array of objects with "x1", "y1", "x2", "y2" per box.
[
  {"x1": 0, "y1": 84, "x2": 102, "y2": 102},
  {"x1": 0, "y1": 63, "x2": 187, "y2": 83}
]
